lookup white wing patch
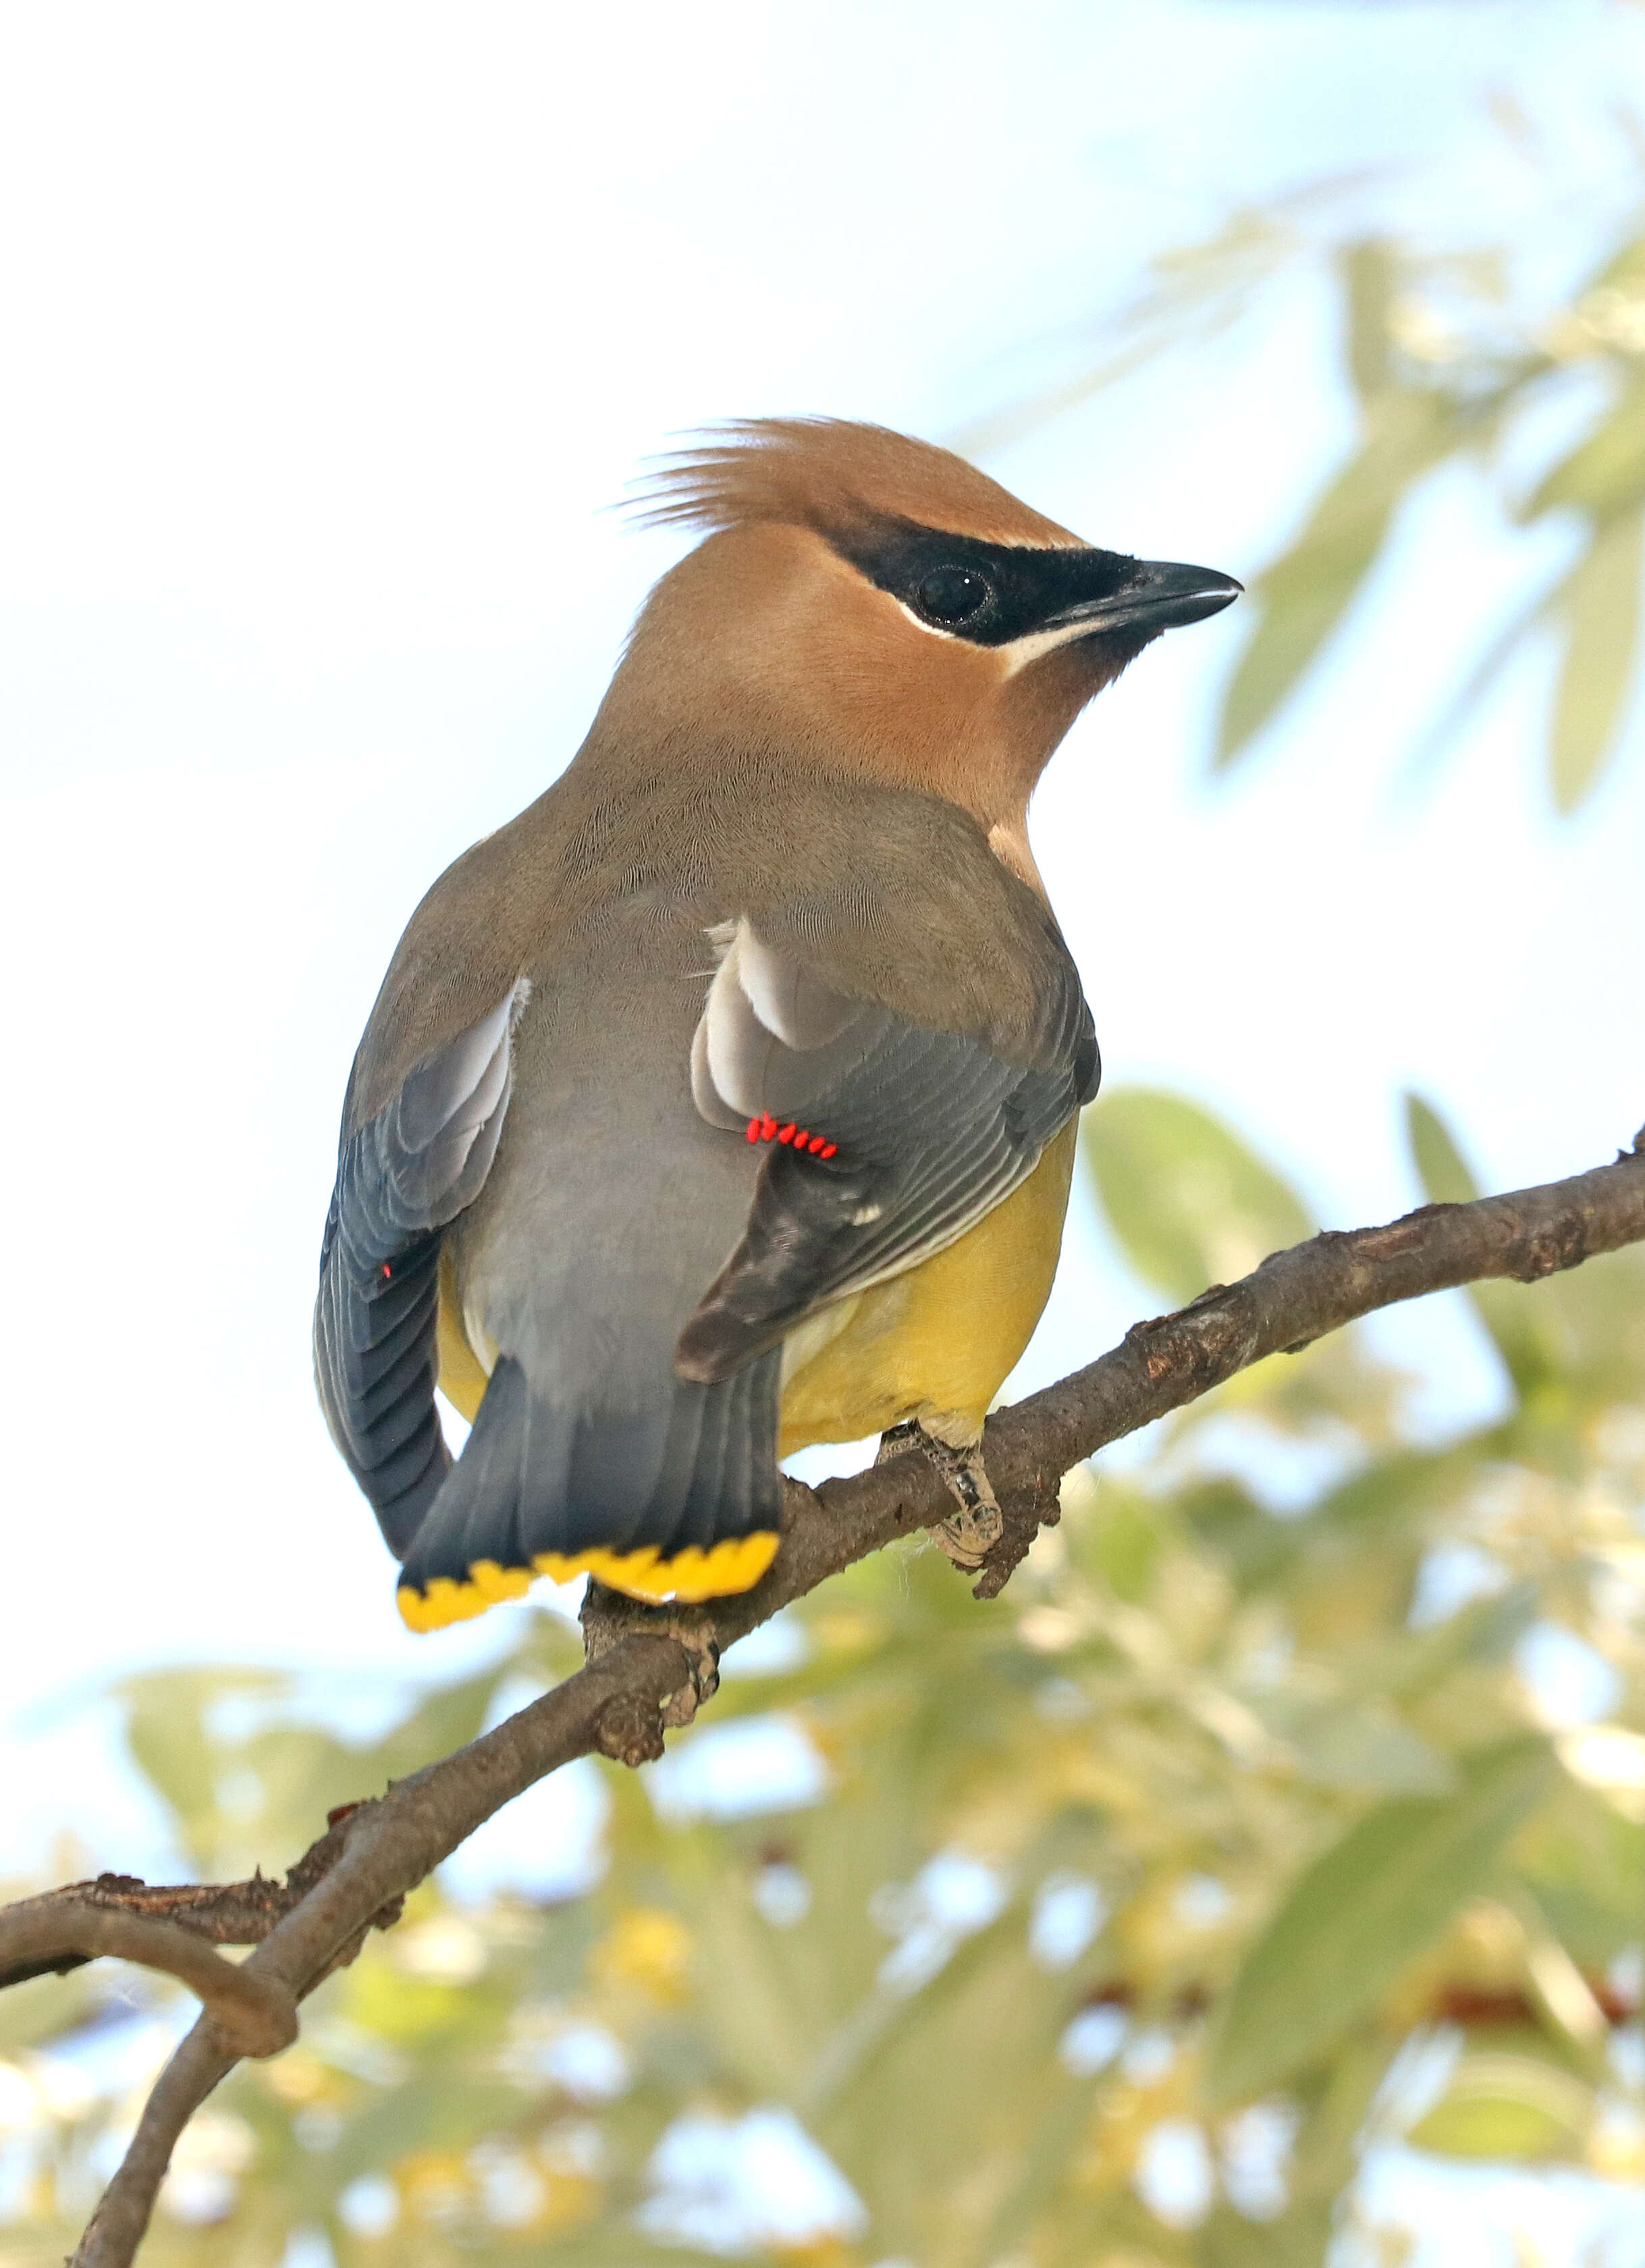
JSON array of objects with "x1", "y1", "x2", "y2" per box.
[{"x1": 691, "y1": 916, "x2": 888, "y2": 1132}]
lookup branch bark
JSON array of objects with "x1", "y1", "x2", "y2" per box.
[
  {"x1": 0, "y1": 1809, "x2": 385, "y2": 1994},
  {"x1": 0, "y1": 1901, "x2": 296, "y2": 2057},
  {"x1": 9, "y1": 1132, "x2": 1640, "y2": 2267}
]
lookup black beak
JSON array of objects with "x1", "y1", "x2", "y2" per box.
[{"x1": 1052, "y1": 558, "x2": 1243, "y2": 639}]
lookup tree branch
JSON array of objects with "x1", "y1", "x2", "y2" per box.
[
  {"x1": 12, "y1": 1130, "x2": 1640, "y2": 2267},
  {"x1": 0, "y1": 1899, "x2": 296, "y2": 2057},
  {"x1": 0, "y1": 1809, "x2": 385, "y2": 1994}
]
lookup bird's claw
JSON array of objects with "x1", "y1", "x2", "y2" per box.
[
  {"x1": 580, "y1": 1583, "x2": 722, "y2": 1737},
  {"x1": 658, "y1": 1610, "x2": 722, "y2": 1727},
  {"x1": 876, "y1": 1419, "x2": 1004, "y2": 1569}
]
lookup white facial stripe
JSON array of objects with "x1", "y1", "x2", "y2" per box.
[
  {"x1": 894, "y1": 598, "x2": 960, "y2": 640},
  {"x1": 893, "y1": 597, "x2": 1095, "y2": 671},
  {"x1": 999, "y1": 618, "x2": 1100, "y2": 676}
]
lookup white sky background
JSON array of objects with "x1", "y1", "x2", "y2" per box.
[{"x1": 1, "y1": 0, "x2": 1642, "y2": 1989}]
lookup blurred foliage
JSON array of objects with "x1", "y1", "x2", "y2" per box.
[
  {"x1": 1, "y1": 1095, "x2": 1641, "y2": 2267},
  {"x1": 1219, "y1": 224, "x2": 1645, "y2": 807},
  {"x1": 983, "y1": 157, "x2": 1645, "y2": 810}
]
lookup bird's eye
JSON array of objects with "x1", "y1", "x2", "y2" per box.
[{"x1": 914, "y1": 564, "x2": 992, "y2": 627}]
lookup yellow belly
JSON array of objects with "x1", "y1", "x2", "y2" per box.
[
  {"x1": 436, "y1": 1119, "x2": 1077, "y2": 1452},
  {"x1": 435, "y1": 1245, "x2": 493, "y2": 1421},
  {"x1": 775, "y1": 1117, "x2": 1077, "y2": 1452}
]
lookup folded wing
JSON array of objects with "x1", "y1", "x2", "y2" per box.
[
  {"x1": 678, "y1": 917, "x2": 1098, "y2": 1383},
  {"x1": 313, "y1": 982, "x2": 528, "y2": 1553}
]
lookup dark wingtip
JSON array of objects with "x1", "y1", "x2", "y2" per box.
[{"x1": 673, "y1": 1309, "x2": 759, "y2": 1388}]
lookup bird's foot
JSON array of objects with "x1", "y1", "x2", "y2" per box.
[
  {"x1": 876, "y1": 1419, "x2": 1004, "y2": 1570},
  {"x1": 580, "y1": 1581, "x2": 721, "y2": 1743}
]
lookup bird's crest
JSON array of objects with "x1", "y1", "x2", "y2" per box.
[{"x1": 628, "y1": 418, "x2": 1075, "y2": 550}]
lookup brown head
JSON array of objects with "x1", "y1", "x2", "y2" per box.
[{"x1": 590, "y1": 418, "x2": 1240, "y2": 847}]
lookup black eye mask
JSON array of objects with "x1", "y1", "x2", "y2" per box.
[{"x1": 829, "y1": 517, "x2": 1241, "y2": 648}]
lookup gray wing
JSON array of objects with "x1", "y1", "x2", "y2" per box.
[
  {"x1": 676, "y1": 918, "x2": 1098, "y2": 1384},
  {"x1": 314, "y1": 981, "x2": 528, "y2": 1553}
]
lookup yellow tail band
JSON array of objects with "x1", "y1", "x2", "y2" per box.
[{"x1": 396, "y1": 1531, "x2": 781, "y2": 1633}]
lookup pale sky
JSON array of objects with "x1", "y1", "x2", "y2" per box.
[{"x1": 2, "y1": 0, "x2": 1642, "y2": 1900}]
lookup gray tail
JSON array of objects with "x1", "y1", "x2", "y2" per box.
[{"x1": 395, "y1": 1352, "x2": 783, "y2": 1625}]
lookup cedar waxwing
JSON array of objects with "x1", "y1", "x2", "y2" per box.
[{"x1": 314, "y1": 420, "x2": 1240, "y2": 1631}]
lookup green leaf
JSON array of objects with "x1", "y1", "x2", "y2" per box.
[
  {"x1": 1204, "y1": 1736, "x2": 1559, "y2": 2106},
  {"x1": 1408, "y1": 2053, "x2": 1594, "y2": 2162},
  {"x1": 1081, "y1": 1088, "x2": 1312, "y2": 1306},
  {"x1": 1397, "y1": 577, "x2": 1554, "y2": 797},
  {"x1": 1514, "y1": 1776, "x2": 1645, "y2": 1964},
  {"x1": 1401, "y1": 1094, "x2": 1567, "y2": 1403},
  {"x1": 1197, "y1": 2200, "x2": 1331, "y2": 2268},
  {"x1": 373, "y1": 1670, "x2": 502, "y2": 1781},
  {"x1": 114, "y1": 1666, "x2": 286, "y2": 1868},
  {"x1": 1379, "y1": 1581, "x2": 1540, "y2": 1700},
  {"x1": 1548, "y1": 504, "x2": 1644, "y2": 810},
  {"x1": 1524, "y1": 377, "x2": 1645, "y2": 520},
  {"x1": 525, "y1": 2238, "x2": 735, "y2": 2268},
  {"x1": 957, "y1": 201, "x2": 1317, "y2": 458},
  {"x1": 329, "y1": 2072, "x2": 531, "y2": 2184},
  {"x1": 1577, "y1": 230, "x2": 1645, "y2": 305},
  {"x1": 0, "y1": 1966, "x2": 107, "y2": 2055},
  {"x1": 1216, "y1": 386, "x2": 1455, "y2": 766},
  {"x1": 1343, "y1": 239, "x2": 1398, "y2": 404},
  {"x1": 1403, "y1": 1091, "x2": 1482, "y2": 1206},
  {"x1": 1268, "y1": 1697, "x2": 1456, "y2": 1797},
  {"x1": 1085, "y1": 1481, "x2": 1170, "y2": 1600}
]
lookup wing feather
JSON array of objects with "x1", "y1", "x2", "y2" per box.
[
  {"x1": 676, "y1": 918, "x2": 1097, "y2": 1383},
  {"x1": 314, "y1": 980, "x2": 528, "y2": 1554}
]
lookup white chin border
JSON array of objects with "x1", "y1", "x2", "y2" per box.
[{"x1": 894, "y1": 598, "x2": 1097, "y2": 675}]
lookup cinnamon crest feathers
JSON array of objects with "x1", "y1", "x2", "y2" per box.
[{"x1": 313, "y1": 419, "x2": 1240, "y2": 1628}]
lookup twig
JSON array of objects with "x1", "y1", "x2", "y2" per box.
[
  {"x1": 0, "y1": 1901, "x2": 296, "y2": 2058},
  {"x1": 11, "y1": 1130, "x2": 1640, "y2": 2267},
  {"x1": 70, "y1": 1638, "x2": 695, "y2": 2266},
  {"x1": 0, "y1": 1810, "x2": 377, "y2": 1993}
]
